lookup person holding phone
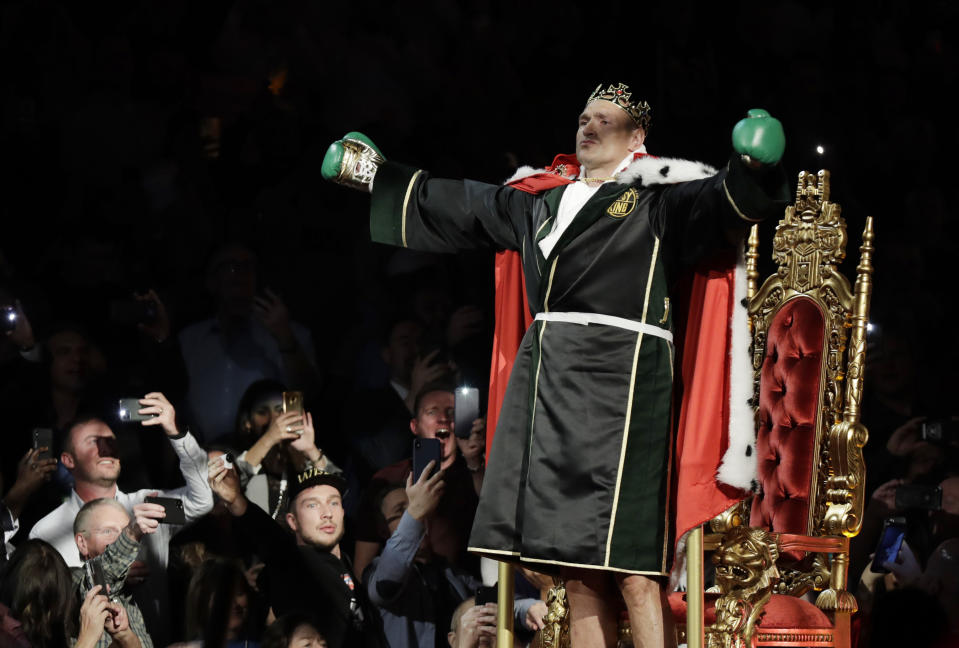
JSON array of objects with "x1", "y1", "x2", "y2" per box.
[
  {"x1": 364, "y1": 470, "x2": 545, "y2": 648},
  {"x1": 228, "y1": 381, "x2": 340, "y2": 520},
  {"x1": 1, "y1": 447, "x2": 58, "y2": 562},
  {"x1": 352, "y1": 384, "x2": 484, "y2": 582},
  {"x1": 70, "y1": 499, "x2": 168, "y2": 648},
  {"x1": 29, "y1": 392, "x2": 213, "y2": 647}
]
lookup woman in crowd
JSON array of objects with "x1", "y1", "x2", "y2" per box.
[
  {"x1": 230, "y1": 380, "x2": 339, "y2": 519},
  {"x1": 185, "y1": 557, "x2": 261, "y2": 648},
  {"x1": 261, "y1": 614, "x2": 327, "y2": 648},
  {"x1": 0, "y1": 539, "x2": 133, "y2": 648}
]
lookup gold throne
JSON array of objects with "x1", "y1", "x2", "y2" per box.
[{"x1": 679, "y1": 169, "x2": 875, "y2": 648}]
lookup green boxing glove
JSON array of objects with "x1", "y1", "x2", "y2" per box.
[
  {"x1": 321, "y1": 131, "x2": 386, "y2": 193},
  {"x1": 731, "y1": 109, "x2": 785, "y2": 166}
]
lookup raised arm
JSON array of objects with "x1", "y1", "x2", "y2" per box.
[
  {"x1": 207, "y1": 454, "x2": 297, "y2": 566},
  {"x1": 137, "y1": 392, "x2": 213, "y2": 522},
  {"x1": 653, "y1": 109, "x2": 790, "y2": 269},
  {"x1": 322, "y1": 132, "x2": 533, "y2": 253},
  {"x1": 81, "y1": 501, "x2": 166, "y2": 595},
  {"x1": 366, "y1": 463, "x2": 444, "y2": 606}
]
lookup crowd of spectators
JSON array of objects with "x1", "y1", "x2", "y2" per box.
[{"x1": 1, "y1": 0, "x2": 957, "y2": 647}]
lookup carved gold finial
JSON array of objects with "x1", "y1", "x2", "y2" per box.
[
  {"x1": 773, "y1": 169, "x2": 846, "y2": 293},
  {"x1": 795, "y1": 169, "x2": 831, "y2": 215},
  {"x1": 746, "y1": 225, "x2": 760, "y2": 303},
  {"x1": 772, "y1": 170, "x2": 847, "y2": 293},
  {"x1": 844, "y1": 216, "x2": 874, "y2": 424}
]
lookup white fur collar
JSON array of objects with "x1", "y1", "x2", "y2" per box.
[
  {"x1": 618, "y1": 155, "x2": 717, "y2": 185},
  {"x1": 506, "y1": 155, "x2": 717, "y2": 186}
]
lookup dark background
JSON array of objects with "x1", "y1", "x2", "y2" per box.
[{"x1": 0, "y1": 0, "x2": 955, "y2": 422}]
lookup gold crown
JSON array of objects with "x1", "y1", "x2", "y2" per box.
[{"x1": 587, "y1": 83, "x2": 652, "y2": 132}]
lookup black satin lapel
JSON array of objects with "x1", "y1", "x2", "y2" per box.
[
  {"x1": 534, "y1": 186, "x2": 567, "y2": 276},
  {"x1": 545, "y1": 182, "x2": 625, "y2": 263}
]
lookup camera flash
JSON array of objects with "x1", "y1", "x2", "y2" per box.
[{"x1": 816, "y1": 145, "x2": 825, "y2": 155}]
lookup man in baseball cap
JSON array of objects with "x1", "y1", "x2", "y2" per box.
[{"x1": 210, "y1": 461, "x2": 384, "y2": 648}]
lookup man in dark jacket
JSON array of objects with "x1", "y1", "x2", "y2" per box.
[{"x1": 209, "y1": 460, "x2": 385, "y2": 648}]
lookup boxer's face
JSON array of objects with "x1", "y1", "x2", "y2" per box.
[{"x1": 576, "y1": 99, "x2": 644, "y2": 172}]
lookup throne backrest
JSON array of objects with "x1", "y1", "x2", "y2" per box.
[{"x1": 746, "y1": 170, "x2": 874, "y2": 586}]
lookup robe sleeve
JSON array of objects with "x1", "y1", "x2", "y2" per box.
[
  {"x1": 369, "y1": 161, "x2": 533, "y2": 253},
  {"x1": 650, "y1": 155, "x2": 789, "y2": 271}
]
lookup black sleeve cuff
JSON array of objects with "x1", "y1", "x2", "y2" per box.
[
  {"x1": 370, "y1": 161, "x2": 425, "y2": 246},
  {"x1": 723, "y1": 155, "x2": 791, "y2": 223}
]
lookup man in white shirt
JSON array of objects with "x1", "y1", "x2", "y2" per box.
[{"x1": 29, "y1": 391, "x2": 212, "y2": 646}]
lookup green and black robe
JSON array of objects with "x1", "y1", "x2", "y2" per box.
[{"x1": 368, "y1": 154, "x2": 786, "y2": 574}]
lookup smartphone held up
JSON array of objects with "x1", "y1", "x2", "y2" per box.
[
  {"x1": 412, "y1": 438, "x2": 441, "y2": 482},
  {"x1": 144, "y1": 496, "x2": 186, "y2": 525},
  {"x1": 31, "y1": 428, "x2": 53, "y2": 461},
  {"x1": 871, "y1": 516, "x2": 907, "y2": 573},
  {"x1": 282, "y1": 391, "x2": 305, "y2": 434},
  {"x1": 454, "y1": 386, "x2": 479, "y2": 439},
  {"x1": 118, "y1": 398, "x2": 157, "y2": 423}
]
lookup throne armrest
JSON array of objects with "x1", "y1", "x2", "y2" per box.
[
  {"x1": 775, "y1": 533, "x2": 856, "y2": 613},
  {"x1": 776, "y1": 533, "x2": 847, "y2": 555}
]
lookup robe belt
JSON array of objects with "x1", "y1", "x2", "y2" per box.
[{"x1": 534, "y1": 311, "x2": 674, "y2": 343}]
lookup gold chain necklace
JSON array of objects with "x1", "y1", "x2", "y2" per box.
[{"x1": 579, "y1": 176, "x2": 616, "y2": 184}]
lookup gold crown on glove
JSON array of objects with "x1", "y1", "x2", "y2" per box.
[{"x1": 587, "y1": 82, "x2": 652, "y2": 132}]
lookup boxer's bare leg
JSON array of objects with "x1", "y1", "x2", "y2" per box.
[
  {"x1": 615, "y1": 573, "x2": 676, "y2": 648},
  {"x1": 562, "y1": 567, "x2": 618, "y2": 648}
]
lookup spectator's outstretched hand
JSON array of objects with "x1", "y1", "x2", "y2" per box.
[
  {"x1": 871, "y1": 478, "x2": 903, "y2": 511},
  {"x1": 882, "y1": 539, "x2": 922, "y2": 587},
  {"x1": 406, "y1": 350, "x2": 451, "y2": 412},
  {"x1": 4, "y1": 299, "x2": 35, "y2": 350},
  {"x1": 16, "y1": 447, "x2": 57, "y2": 492},
  {"x1": 457, "y1": 418, "x2": 486, "y2": 472},
  {"x1": 2, "y1": 447, "x2": 58, "y2": 518},
  {"x1": 253, "y1": 288, "x2": 294, "y2": 344},
  {"x1": 104, "y1": 601, "x2": 129, "y2": 635},
  {"x1": 138, "y1": 392, "x2": 179, "y2": 437},
  {"x1": 455, "y1": 603, "x2": 497, "y2": 648},
  {"x1": 208, "y1": 456, "x2": 246, "y2": 516},
  {"x1": 406, "y1": 461, "x2": 444, "y2": 521},
  {"x1": 524, "y1": 600, "x2": 548, "y2": 631},
  {"x1": 104, "y1": 601, "x2": 140, "y2": 648},
  {"x1": 886, "y1": 417, "x2": 927, "y2": 457},
  {"x1": 77, "y1": 586, "x2": 111, "y2": 648},
  {"x1": 243, "y1": 411, "x2": 304, "y2": 470},
  {"x1": 129, "y1": 498, "x2": 166, "y2": 540},
  {"x1": 447, "y1": 305, "x2": 484, "y2": 347},
  {"x1": 266, "y1": 411, "x2": 305, "y2": 445},
  {"x1": 290, "y1": 412, "x2": 325, "y2": 464}
]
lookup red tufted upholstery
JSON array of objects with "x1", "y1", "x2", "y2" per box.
[{"x1": 750, "y1": 297, "x2": 826, "y2": 560}]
